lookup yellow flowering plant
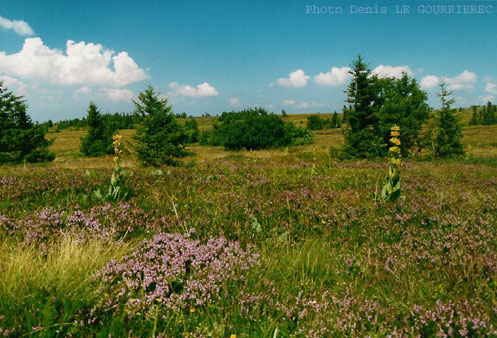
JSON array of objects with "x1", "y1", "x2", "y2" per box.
[
  {"x1": 374, "y1": 125, "x2": 402, "y2": 202},
  {"x1": 94, "y1": 133, "x2": 132, "y2": 202}
]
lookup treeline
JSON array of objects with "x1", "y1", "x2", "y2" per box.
[
  {"x1": 49, "y1": 113, "x2": 144, "y2": 132},
  {"x1": 469, "y1": 102, "x2": 497, "y2": 126}
]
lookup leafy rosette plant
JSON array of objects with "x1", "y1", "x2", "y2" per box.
[
  {"x1": 374, "y1": 125, "x2": 402, "y2": 202},
  {"x1": 94, "y1": 134, "x2": 132, "y2": 202}
]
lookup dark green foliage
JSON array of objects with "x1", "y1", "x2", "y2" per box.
[
  {"x1": 80, "y1": 102, "x2": 117, "y2": 156},
  {"x1": 343, "y1": 55, "x2": 380, "y2": 158},
  {"x1": 342, "y1": 105, "x2": 349, "y2": 124},
  {"x1": 373, "y1": 75, "x2": 431, "y2": 157},
  {"x1": 469, "y1": 106, "x2": 479, "y2": 126},
  {"x1": 133, "y1": 85, "x2": 189, "y2": 167},
  {"x1": 307, "y1": 115, "x2": 329, "y2": 130},
  {"x1": 175, "y1": 112, "x2": 188, "y2": 118},
  {"x1": 0, "y1": 81, "x2": 54, "y2": 164},
  {"x1": 343, "y1": 56, "x2": 430, "y2": 158},
  {"x1": 56, "y1": 112, "x2": 141, "y2": 131},
  {"x1": 481, "y1": 102, "x2": 496, "y2": 125},
  {"x1": 281, "y1": 109, "x2": 287, "y2": 117},
  {"x1": 184, "y1": 118, "x2": 200, "y2": 143},
  {"x1": 434, "y1": 82, "x2": 464, "y2": 157},
  {"x1": 202, "y1": 108, "x2": 312, "y2": 150},
  {"x1": 331, "y1": 111, "x2": 340, "y2": 128},
  {"x1": 307, "y1": 113, "x2": 341, "y2": 130}
]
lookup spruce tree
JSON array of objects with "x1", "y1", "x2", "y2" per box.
[
  {"x1": 133, "y1": 85, "x2": 188, "y2": 166},
  {"x1": 80, "y1": 102, "x2": 116, "y2": 156},
  {"x1": 482, "y1": 101, "x2": 496, "y2": 125},
  {"x1": 331, "y1": 111, "x2": 339, "y2": 128},
  {"x1": 434, "y1": 81, "x2": 464, "y2": 157},
  {"x1": 0, "y1": 81, "x2": 54, "y2": 164},
  {"x1": 469, "y1": 106, "x2": 479, "y2": 125},
  {"x1": 344, "y1": 55, "x2": 379, "y2": 157}
]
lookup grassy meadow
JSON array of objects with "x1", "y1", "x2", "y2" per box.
[{"x1": 1, "y1": 113, "x2": 497, "y2": 336}]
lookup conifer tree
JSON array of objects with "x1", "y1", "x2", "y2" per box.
[
  {"x1": 434, "y1": 81, "x2": 464, "y2": 157},
  {"x1": 331, "y1": 111, "x2": 339, "y2": 128},
  {"x1": 343, "y1": 55, "x2": 379, "y2": 157},
  {"x1": 80, "y1": 102, "x2": 116, "y2": 156},
  {"x1": 469, "y1": 106, "x2": 479, "y2": 125},
  {"x1": 0, "y1": 81, "x2": 54, "y2": 163},
  {"x1": 133, "y1": 85, "x2": 188, "y2": 166}
]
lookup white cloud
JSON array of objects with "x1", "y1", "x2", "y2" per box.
[
  {"x1": 420, "y1": 75, "x2": 440, "y2": 89},
  {"x1": 0, "y1": 38, "x2": 148, "y2": 87},
  {"x1": 0, "y1": 75, "x2": 28, "y2": 95},
  {"x1": 282, "y1": 99, "x2": 296, "y2": 106},
  {"x1": 299, "y1": 102, "x2": 309, "y2": 109},
  {"x1": 372, "y1": 65, "x2": 413, "y2": 79},
  {"x1": 276, "y1": 69, "x2": 309, "y2": 88},
  {"x1": 0, "y1": 15, "x2": 34, "y2": 36},
  {"x1": 445, "y1": 70, "x2": 477, "y2": 91},
  {"x1": 168, "y1": 81, "x2": 219, "y2": 98},
  {"x1": 311, "y1": 102, "x2": 332, "y2": 108},
  {"x1": 99, "y1": 88, "x2": 135, "y2": 102},
  {"x1": 314, "y1": 66, "x2": 351, "y2": 86},
  {"x1": 485, "y1": 83, "x2": 497, "y2": 95},
  {"x1": 229, "y1": 97, "x2": 240, "y2": 107},
  {"x1": 479, "y1": 95, "x2": 495, "y2": 104},
  {"x1": 72, "y1": 86, "x2": 92, "y2": 99}
]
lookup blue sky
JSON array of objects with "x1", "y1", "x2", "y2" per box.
[{"x1": 1, "y1": 0, "x2": 496, "y2": 121}]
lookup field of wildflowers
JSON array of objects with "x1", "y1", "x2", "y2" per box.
[{"x1": 1, "y1": 119, "x2": 497, "y2": 336}]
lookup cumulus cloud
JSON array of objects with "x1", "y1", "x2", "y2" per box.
[
  {"x1": 485, "y1": 83, "x2": 497, "y2": 95},
  {"x1": 0, "y1": 38, "x2": 148, "y2": 87},
  {"x1": 168, "y1": 81, "x2": 219, "y2": 98},
  {"x1": 479, "y1": 95, "x2": 495, "y2": 104},
  {"x1": 372, "y1": 65, "x2": 413, "y2": 79},
  {"x1": 0, "y1": 15, "x2": 34, "y2": 36},
  {"x1": 276, "y1": 69, "x2": 309, "y2": 88},
  {"x1": 229, "y1": 97, "x2": 240, "y2": 107},
  {"x1": 282, "y1": 99, "x2": 296, "y2": 106},
  {"x1": 0, "y1": 75, "x2": 28, "y2": 95},
  {"x1": 99, "y1": 88, "x2": 135, "y2": 102},
  {"x1": 299, "y1": 102, "x2": 309, "y2": 109},
  {"x1": 445, "y1": 70, "x2": 477, "y2": 91},
  {"x1": 314, "y1": 66, "x2": 351, "y2": 86},
  {"x1": 311, "y1": 102, "x2": 331, "y2": 108},
  {"x1": 420, "y1": 75, "x2": 440, "y2": 89},
  {"x1": 72, "y1": 86, "x2": 92, "y2": 99}
]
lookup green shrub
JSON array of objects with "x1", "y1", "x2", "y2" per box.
[
  {"x1": 306, "y1": 115, "x2": 329, "y2": 130},
  {"x1": 133, "y1": 85, "x2": 189, "y2": 166},
  {"x1": 80, "y1": 102, "x2": 117, "y2": 156},
  {"x1": 184, "y1": 118, "x2": 200, "y2": 143},
  {"x1": 0, "y1": 81, "x2": 54, "y2": 164},
  {"x1": 202, "y1": 108, "x2": 312, "y2": 150}
]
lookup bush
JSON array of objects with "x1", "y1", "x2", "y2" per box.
[
  {"x1": 202, "y1": 108, "x2": 312, "y2": 150},
  {"x1": 184, "y1": 118, "x2": 200, "y2": 143},
  {"x1": 133, "y1": 85, "x2": 189, "y2": 166},
  {"x1": 0, "y1": 81, "x2": 54, "y2": 164},
  {"x1": 80, "y1": 102, "x2": 117, "y2": 156},
  {"x1": 307, "y1": 115, "x2": 329, "y2": 130}
]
